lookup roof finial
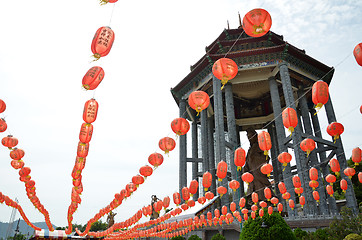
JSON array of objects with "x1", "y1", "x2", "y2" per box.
[
  {"x1": 238, "y1": 12, "x2": 242, "y2": 28},
  {"x1": 227, "y1": 20, "x2": 230, "y2": 30}
]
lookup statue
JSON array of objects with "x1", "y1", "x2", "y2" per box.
[
  {"x1": 106, "y1": 210, "x2": 117, "y2": 228},
  {"x1": 150, "y1": 195, "x2": 160, "y2": 220},
  {"x1": 244, "y1": 127, "x2": 274, "y2": 203}
]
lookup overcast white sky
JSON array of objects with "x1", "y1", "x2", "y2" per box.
[{"x1": 0, "y1": 0, "x2": 361, "y2": 229}]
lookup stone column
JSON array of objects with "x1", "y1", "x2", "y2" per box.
[
  {"x1": 201, "y1": 110, "x2": 209, "y2": 172},
  {"x1": 324, "y1": 97, "x2": 358, "y2": 213},
  {"x1": 268, "y1": 123, "x2": 283, "y2": 200},
  {"x1": 192, "y1": 116, "x2": 199, "y2": 200},
  {"x1": 298, "y1": 86, "x2": 329, "y2": 215},
  {"x1": 179, "y1": 99, "x2": 187, "y2": 200},
  {"x1": 208, "y1": 116, "x2": 217, "y2": 196}
]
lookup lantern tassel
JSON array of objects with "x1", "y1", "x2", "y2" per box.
[
  {"x1": 314, "y1": 103, "x2": 323, "y2": 115},
  {"x1": 237, "y1": 166, "x2": 241, "y2": 171}
]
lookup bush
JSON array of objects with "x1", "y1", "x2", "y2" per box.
[
  {"x1": 211, "y1": 233, "x2": 226, "y2": 240},
  {"x1": 171, "y1": 237, "x2": 186, "y2": 240},
  {"x1": 327, "y1": 206, "x2": 362, "y2": 240},
  {"x1": 240, "y1": 212, "x2": 296, "y2": 240},
  {"x1": 294, "y1": 227, "x2": 308, "y2": 240},
  {"x1": 188, "y1": 235, "x2": 202, "y2": 240},
  {"x1": 344, "y1": 233, "x2": 362, "y2": 240}
]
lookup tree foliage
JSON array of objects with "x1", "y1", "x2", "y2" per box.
[
  {"x1": 327, "y1": 206, "x2": 362, "y2": 240},
  {"x1": 8, "y1": 233, "x2": 26, "y2": 240},
  {"x1": 211, "y1": 233, "x2": 226, "y2": 240},
  {"x1": 188, "y1": 235, "x2": 202, "y2": 240},
  {"x1": 89, "y1": 220, "x2": 108, "y2": 232},
  {"x1": 171, "y1": 236, "x2": 186, "y2": 240}
]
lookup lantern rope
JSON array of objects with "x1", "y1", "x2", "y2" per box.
[{"x1": 108, "y1": 3, "x2": 117, "y2": 27}]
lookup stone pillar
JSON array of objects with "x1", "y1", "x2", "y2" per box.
[
  {"x1": 224, "y1": 83, "x2": 244, "y2": 202},
  {"x1": 298, "y1": 86, "x2": 329, "y2": 215},
  {"x1": 212, "y1": 76, "x2": 229, "y2": 207},
  {"x1": 324, "y1": 97, "x2": 358, "y2": 213},
  {"x1": 192, "y1": 116, "x2": 199, "y2": 200},
  {"x1": 201, "y1": 110, "x2": 209, "y2": 172},
  {"x1": 310, "y1": 108, "x2": 338, "y2": 214},
  {"x1": 268, "y1": 75, "x2": 296, "y2": 217},
  {"x1": 208, "y1": 116, "x2": 217, "y2": 196},
  {"x1": 179, "y1": 99, "x2": 187, "y2": 200},
  {"x1": 268, "y1": 123, "x2": 283, "y2": 200}
]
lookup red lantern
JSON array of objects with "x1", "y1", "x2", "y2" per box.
[
  {"x1": 77, "y1": 142, "x2": 89, "y2": 158},
  {"x1": 217, "y1": 186, "x2": 227, "y2": 197},
  {"x1": 329, "y1": 158, "x2": 340, "y2": 176},
  {"x1": 239, "y1": 197, "x2": 246, "y2": 208},
  {"x1": 299, "y1": 196, "x2": 305, "y2": 208},
  {"x1": 182, "y1": 187, "x2": 190, "y2": 202},
  {"x1": 264, "y1": 187, "x2": 271, "y2": 201},
  {"x1": 173, "y1": 192, "x2": 181, "y2": 205},
  {"x1": 260, "y1": 163, "x2": 273, "y2": 177},
  {"x1": 268, "y1": 206, "x2": 273, "y2": 215},
  {"x1": 326, "y1": 185, "x2": 334, "y2": 197},
  {"x1": 277, "y1": 203, "x2": 283, "y2": 213},
  {"x1": 278, "y1": 152, "x2": 292, "y2": 171},
  {"x1": 292, "y1": 176, "x2": 301, "y2": 188},
  {"x1": 294, "y1": 187, "x2": 303, "y2": 196},
  {"x1": 83, "y1": 99, "x2": 99, "y2": 124},
  {"x1": 242, "y1": 8, "x2": 272, "y2": 37},
  {"x1": 325, "y1": 174, "x2": 336, "y2": 185},
  {"x1": 205, "y1": 191, "x2": 214, "y2": 200},
  {"x1": 2, "y1": 135, "x2": 18, "y2": 149},
  {"x1": 234, "y1": 147, "x2": 246, "y2": 171},
  {"x1": 309, "y1": 180, "x2": 319, "y2": 190},
  {"x1": 0, "y1": 118, "x2": 7, "y2": 132},
  {"x1": 216, "y1": 160, "x2": 228, "y2": 181},
  {"x1": 187, "y1": 200, "x2": 195, "y2": 208},
  {"x1": 198, "y1": 196, "x2": 206, "y2": 205},
  {"x1": 300, "y1": 138, "x2": 316, "y2": 157},
  {"x1": 139, "y1": 165, "x2": 153, "y2": 178},
  {"x1": 251, "y1": 211, "x2": 256, "y2": 220},
  {"x1": 282, "y1": 107, "x2": 298, "y2": 135},
  {"x1": 0, "y1": 99, "x2": 6, "y2": 113},
  {"x1": 126, "y1": 182, "x2": 137, "y2": 194},
  {"x1": 259, "y1": 201, "x2": 267, "y2": 208},
  {"x1": 288, "y1": 199, "x2": 295, "y2": 210},
  {"x1": 212, "y1": 58, "x2": 238, "y2": 89},
  {"x1": 91, "y1": 26, "x2": 115, "y2": 61},
  {"x1": 282, "y1": 192, "x2": 291, "y2": 200},
  {"x1": 74, "y1": 157, "x2": 86, "y2": 171},
  {"x1": 271, "y1": 197, "x2": 279, "y2": 206},
  {"x1": 312, "y1": 80, "x2": 329, "y2": 111},
  {"x1": 10, "y1": 148, "x2": 25, "y2": 160},
  {"x1": 344, "y1": 167, "x2": 356, "y2": 179},
  {"x1": 278, "y1": 182, "x2": 287, "y2": 194},
  {"x1": 148, "y1": 153, "x2": 164, "y2": 168},
  {"x1": 258, "y1": 131, "x2": 272, "y2": 156},
  {"x1": 10, "y1": 160, "x2": 24, "y2": 170},
  {"x1": 79, "y1": 123, "x2": 93, "y2": 144},
  {"x1": 340, "y1": 179, "x2": 348, "y2": 193},
  {"x1": 229, "y1": 180, "x2": 240, "y2": 192},
  {"x1": 230, "y1": 202, "x2": 236, "y2": 212},
  {"x1": 221, "y1": 205, "x2": 228, "y2": 216},
  {"x1": 358, "y1": 172, "x2": 362, "y2": 184},
  {"x1": 19, "y1": 167, "x2": 31, "y2": 177},
  {"x1": 259, "y1": 209, "x2": 264, "y2": 218},
  {"x1": 159, "y1": 137, "x2": 176, "y2": 154},
  {"x1": 309, "y1": 167, "x2": 318, "y2": 181},
  {"x1": 181, "y1": 203, "x2": 188, "y2": 211},
  {"x1": 82, "y1": 66, "x2": 104, "y2": 90},
  {"x1": 132, "y1": 175, "x2": 144, "y2": 186},
  {"x1": 326, "y1": 122, "x2": 344, "y2": 142},
  {"x1": 241, "y1": 172, "x2": 254, "y2": 185},
  {"x1": 171, "y1": 118, "x2": 190, "y2": 136},
  {"x1": 189, "y1": 180, "x2": 198, "y2": 196},
  {"x1": 188, "y1": 91, "x2": 210, "y2": 115},
  {"x1": 202, "y1": 171, "x2": 212, "y2": 191},
  {"x1": 252, "y1": 192, "x2": 258, "y2": 205},
  {"x1": 312, "y1": 191, "x2": 320, "y2": 203},
  {"x1": 353, "y1": 43, "x2": 362, "y2": 66},
  {"x1": 352, "y1": 147, "x2": 362, "y2": 166}
]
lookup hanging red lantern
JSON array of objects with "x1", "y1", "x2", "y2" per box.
[
  {"x1": 171, "y1": 118, "x2": 190, "y2": 136},
  {"x1": 212, "y1": 58, "x2": 238, "y2": 89},
  {"x1": 0, "y1": 99, "x2": 6, "y2": 113},
  {"x1": 74, "y1": 157, "x2": 86, "y2": 171},
  {"x1": 312, "y1": 191, "x2": 320, "y2": 203},
  {"x1": 241, "y1": 172, "x2": 254, "y2": 185},
  {"x1": 251, "y1": 211, "x2": 256, "y2": 220},
  {"x1": 139, "y1": 165, "x2": 153, "y2": 178},
  {"x1": 278, "y1": 152, "x2": 292, "y2": 171},
  {"x1": 352, "y1": 147, "x2": 362, "y2": 166},
  {"x1": 326, "y1": 185, "x2": 334, "y2": 197},
  {"x1": 258, "y1": 131, "x2": 272, "y2": 157},
  {"x1": 277, "y1": 203, "x2": 283, "y2": 213},
  {"x1": 202, "y1": 171, "x2": 212, "y2": 191},
  {"x1": 82, "y1": 66, "x2": 104, "y2": 90},
  {"x1": 282, "y1": 107, "x2": 298, "y2": 135},
  {"x1": 216, "y1": 160, "x2": 228, "y2": 181},
  {"x1": 282, "y1": 192, "x2": 291, "y2": 201},
  {"x1": 264, "y1": 187, "x2": 271, "y2": 201},
  {"x1": 10, "y1": 148, "x2": 25, "y2": 160},
  {"x1": 278, "y1": 182, "x2": 287, "y2": 194},
  {"x1": 288, "y1": 199, "x2": 295, "y2": 210},
  {"x1": 2, "y1": 135, "x2": 18, "y2": 149},
  {"x1": 299, "y1": 196, "x2": 305, "y2": 208},
  {"x1": 132, "y1": 175, "x2": 144, "y2": 186},
  {"x1": 126, "y1": 182, "x2": 137, "y2": 194},
  {"x1": 198, "y1": 196, "x2": 206, "y2": 205},
  {"x1": 294, "y1": 187, "x2": 303, "y2": 196},
  {"x1": 221, "y1": 205, "x2": 228, "y2": 216},
  {"x1": 148, "y1": 153, "x2": 164, "y2": 168},
  {"x1": 79, "y1": 123, "x2": 93, "y2": 144},
  {"x1": 259, "y1": 201, "x2": 267, "y2": 209},
  {"x1": 181, "y1": 187, "x2": 190, "y2": 202},
  {"x1": 325, "y1": 174, "x2": 336, "y2": 185},
  {"x1": 353, "y1": 43, "x2": 362, "y2": 66},
  {"x1": 309, "y1": 167, "x2": 318, "y2": 181},
  {"x1": 329, "y1": 158, "x2": 340, "y2": 176},
  {"x1": 188, "y1": 91, "x2": 210, "y2": 115},
  {"x1": 187, "y1": 200, "x2": 195, "y2": 208},
  {"x1": 252, "y1": 192, "x2": 258, "y2": 205},
  {"x1": 358, "y1": 172, "x2": 362, "y2": 184},
  {"x1": 217, "y1": 186, "x2": 227, "y2": 197},
  {"x1": 0, "y1": 118, "x2": 7, "y2": 132},
  {"x1": 260, "y1": 163, "x2": 273, "y2": 177},
  {"x1": 159, "y1": 137, "x2": 176, "y2": 155},
  {"x1": 189, "y1": 180, "x2": 198, "y2": 197},
  {"x1": 19, "y1": 167, "x2": 31, "y2": 177},
  {"x1": 230, "y1": 202, "x2": 236, "y2": 212},
  {"x1": 344, "y1": 167, "x2": 356, "y2": 179},
  {"x1": 77, "y1": 142, "x2": 89, "y2": 158},
  {"x1": 300, "y1": 138, "x2": 316, "y2": 157},
  {"x1": 83, "y1": 99, "x2": 99, "y2": 124},
  {"x1": 326, "y1": 122, "x2": 344, "y2": 142},
  {"x1": 292, "y1": 176, "x2": 301, "y2": 188},
  {"x1": 309, "y1": 180, "x2": 319, "y2": 190},
  {"x1": 259, "y1": 209, "x2": 264, "y2": 218},
  {"x1": 234, "y1": 147, "x2": 246, "y2": 171},
  {"x1": 268, "y1": 206, "x2": 273, "y2": 215},
  {"x1": 242, "y1": 8, "x2": 272, "y2": 37},
  {"x1": 10, "y1": 160, "x2": 24, "y2": 170},
  {"x1": 312, "y1": 80, "x2": 329, "y2": 112},
  {"x1": 91, "y1": 26, "x2": 115, "y2": 61},
  {"x1": 229, "y1": 180, "x2": 240, "y2": 192},
  {"x1": 239, "y1": 197, "x2": 246, "y2": 208},
  {"x1": 181, "y1": 203, "x2": 189, "y2": 211},
  {"x1": 173, "y1": 192, "x2": 181, "y2": 206},
  {"x1": 205, "y1": 191, "x2": 214, "y2": 200},
  {"x1": 271, "y1": 197, "x2": 279, "y2": 206}
]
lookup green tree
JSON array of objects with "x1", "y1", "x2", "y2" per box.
[
  {"x1": 240, "y1": 212, "x2": 296, "y2": 240},
  {"x1": 294, "y1": 227, "x2": 308, "y2": 240},
  {"x1": 89, "y1": 220, "x2": 108, "y2": 232},
  {"x1": 211, "y1": 233, "x2": 226, "y2": 240},
  {"x1": 327, "y1": 206, "x2": 362, "y2": 240},
  {"x1": 171, "y1": 237, "x2": 186, "y2": 240},
  {"x1": 8, "y1": 233, "x2": 26, "y2": 240},
  {"x1": 188, "y1": 235, "x2": 202, "y2": 240},
  {"x1": 344, "y1": 233, "x2": 362, "y2": 240}
]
